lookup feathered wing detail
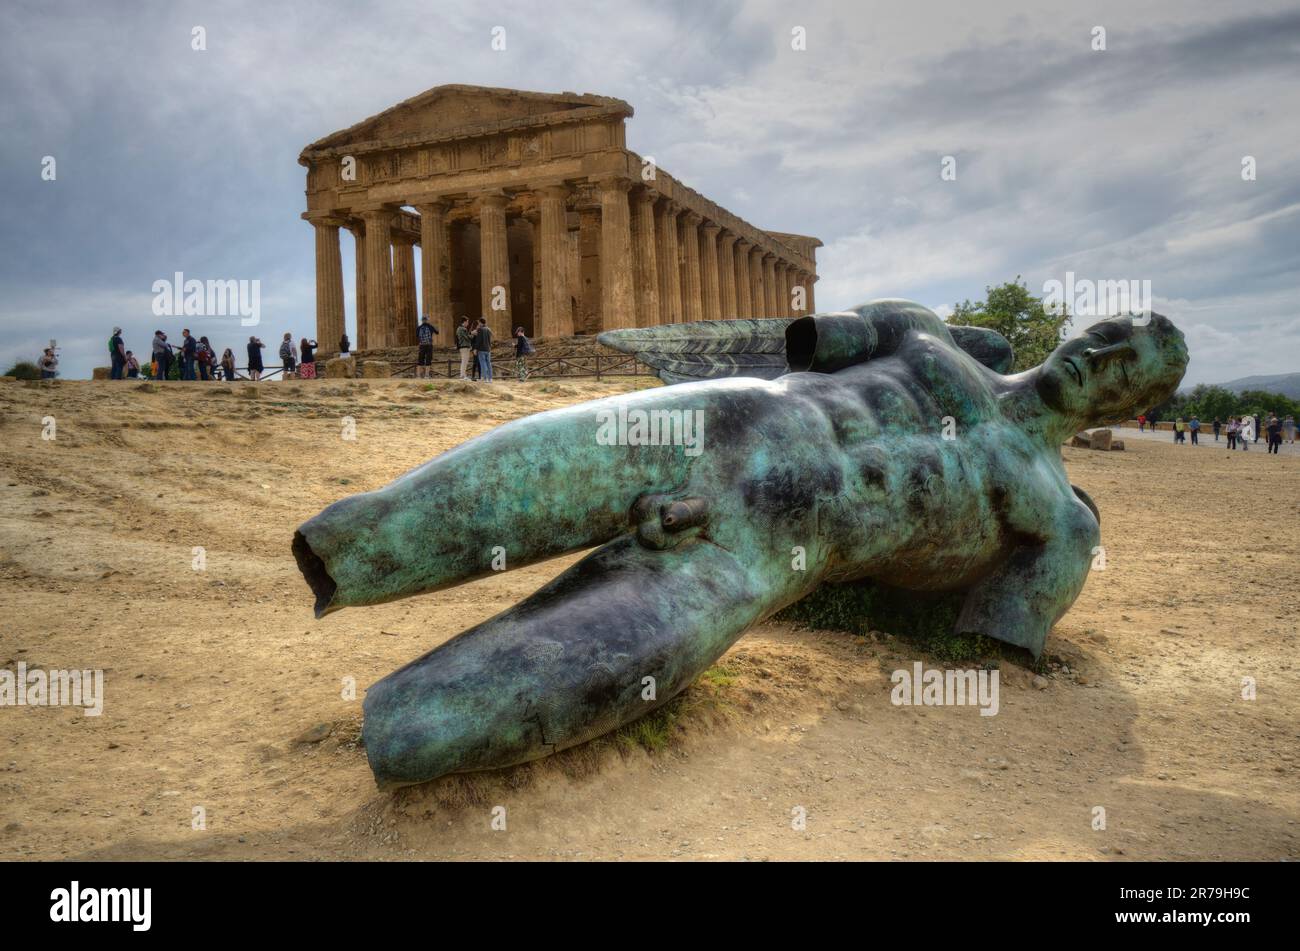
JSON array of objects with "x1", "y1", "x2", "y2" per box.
[
  {"x1": 598, "y1": 319, "x2": 794, "y2": 384},
  {"x1": 599, "y1": 312, "x2": 1015, "y2": 384}
]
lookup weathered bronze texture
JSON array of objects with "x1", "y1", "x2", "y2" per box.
[{"x1": 294, "y1": 299, "x2": 1187, "y2": 787}]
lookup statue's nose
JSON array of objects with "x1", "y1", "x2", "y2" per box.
[{"x1": 1083, "y1": 342, "x2": 1135, "y2": 368}]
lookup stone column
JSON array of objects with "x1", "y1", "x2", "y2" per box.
[
  {"x1": 476, "y1": 191, "x2": 512, "y2": 337},
  {"x1": 773, "y1": 261, "x2": 788, "y2": 317},
  {"x1": 763, "y1": 253, "x2": 779, "y2": 318},
  {"x1": 631, "y1": 188, "x2": 661, "y2": 327},
  {"x1": 597, "y1": 176, "x2": 635, "y2": 331},
  {"x1": 734, "y1": 239, "x2": 753, "y2": 316},
  {"x1": 748, "y1": 245, "x2": 766, "y2": 318},
  {"x1": 787, "y1": 269, "x2": 802, "y2": 314},
  {"x1": 414, "y1": 200, "x2": 452, "y2": 342},
  {"x1": 345, "y1": 223, "x2": 367, "y2": 349},
  {"x1": 718, "y1": 232, "x2": 739, "y2": 318},
  {"x1": 700, "y1": 223, "x2": 722, "y2": 321},
  {"x1": 806, "y1": 271, "x2": 818, "y2": 313},
  {"x1": 311, "y1": 218, "x2": 345, "y2": 352},
  {"x1": 680, "y1": 211, "x2": 704, "y2": 322},
  {"x1": 359, "y1": 208, "x2": 395, "y2": 349},
  {"x1": 655, "y1": 200, "x2": 683, "y2": 324},
  {"x1": 578, "y1": 208, "x2": 601, "y2": 334},
  {"x1": 536, "y1": 185, "x2": 572, "y2": 339},
  {"x1": 393, "y1": 237, "x2": 418, "y2": 345}
]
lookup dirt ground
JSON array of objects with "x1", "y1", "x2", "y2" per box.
[{"x1": 1, "y1": 377, "x2": 1296, "y2": 861}]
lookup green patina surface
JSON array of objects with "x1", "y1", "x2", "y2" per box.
[{"x1": 293, "y1": 299, "x2": 1188, "y2": 788}]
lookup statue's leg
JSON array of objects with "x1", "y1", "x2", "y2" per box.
[
  {"x1": 293, "y1": 395, "x2": 700, "y2": 616},
  {"x1": 361, "y1": 534, "x2": 776, "y2": 788},
  {"x1": 953, "y1": 507, "x2": 1099, "y2": 657}
]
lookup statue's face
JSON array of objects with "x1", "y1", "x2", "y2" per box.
[{"x1": 1036, "y1": 314, "x2": 1188, "y2": 423}]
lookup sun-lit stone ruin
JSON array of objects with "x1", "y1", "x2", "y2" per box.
[{"x1": 300, "y1": 85, "x2": 821, "y2": 352}]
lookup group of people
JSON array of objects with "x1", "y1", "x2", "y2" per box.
[
  {"x1": 146, "y1": 328, "x2": 230, "y2": 381},
  {"x1": 100, "y1": 327, "x2": 319, "y2": 382},
  {"x1": 1163, "y1": 413, "x2": 1295, "y2": 454},
  {"x1": 244, "y1": 333, "x2": 320, "y2": 381},
  {"x1": 100, "y1": 319, "x2": 534, "y2": 383},
  {"x1": 451, "y1": 316, "x2": 534, "y2": 382}
]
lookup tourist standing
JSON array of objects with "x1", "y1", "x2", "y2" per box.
[
  {"x1": 1138, "y1": 414, "x2": 1146, "y2": 432},
  {"x1": 108, "y1": 326, "x2": 126, "y2": 379},
  {"x1": 38, "y1": 348, "x2": 58, "y2": 379},
  {"x1": 1174, "y1": 417, "x2": 1186, "y2": 443},
  {"x1": 299, "y1": 338, "x2": 318, "y2": 379},
  {"x1": 1240, "y1": 414, "x2": 1254, "y2": 450},
  {"x1": 196, "y1": 336, "x2": 216, "y2": 381},
  {"x1": 455, "y1": 317, "x2": 473, "y2": 380},
  {"x1": 473, "y1": 319, "x2": 494, "y2": 382},
  {"x1": 1254, "y1": 414, "x2": 1262, "y2": 443},
  {"x1": 1226, "y1": 417, "x2": 1238, "y2": 450},
  {"x1": 1284, "y1": 415, "x2": 1296, "y2": 445},
  {"x1": 339, "y1": 333, "x2": 351, "y2": 356},
  {"x1": 179, "y1": 329, "x2": 198, "y2": 380},
  {"x1": 416, "y1": 316, "x2": 437, "y2": 379},
  {"x1": 220, "y1": 348, "x2": 237, "y2": 381},
  {"x1": 1188, "y1": 415, "x2": 1200, "y2": 445},
  {"x1": 1266, "y1": 415, "x2": 1282, "y2": 454},
  {"x1": 514, "y1": 326, "x2": 533, "y2": 381},
  {"x1": 125, "y1": 351, "x2": 140, "y2": 378},
  {"x1": 152, "y1": 330, "x2": 172, "y2": 380},
  {"x1": 279, "y1": 333, "x2": 297, "y2": 377},
  {"x1": 247, "y1": 336, "x2": 265, "y2": 381},
  {"x1": 470, "y1": 320, "x2": 482, "y2": 381},
  {"x1": 1212, "y1": 417, "x2": 1221, "y2": 441}
]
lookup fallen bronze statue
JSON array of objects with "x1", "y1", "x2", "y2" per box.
[{"x1": 293, "y1": 299, "x2": 1187, "y2": 788}]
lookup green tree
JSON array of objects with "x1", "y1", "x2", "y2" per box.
[
  {"x1": 1149, "y1": 385, "x2": 1300, "y2": 424},
  {"x1": 949, "y1": 276, "x2": 1071, "y2": 372}
]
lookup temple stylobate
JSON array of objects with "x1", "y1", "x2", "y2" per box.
[{"x1": 300, "y1": 85, "x2": 822, "y2": 352}]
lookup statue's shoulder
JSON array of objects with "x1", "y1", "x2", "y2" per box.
[{"x1": 598, "y1": 299, "x2": 1015, "y2": 386}]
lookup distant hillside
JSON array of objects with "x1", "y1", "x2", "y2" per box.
[{"x1": 1213, "y1": 372, "x2": 1300, "y2": 400}]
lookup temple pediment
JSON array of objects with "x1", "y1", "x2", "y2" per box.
[{"x1": 301, "y1": 85, "x2": 632, "y2": 159}]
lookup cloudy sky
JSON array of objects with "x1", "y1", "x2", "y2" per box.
[{"x1": 1, "y1": 0, "x2": 1297, "y2": 383}]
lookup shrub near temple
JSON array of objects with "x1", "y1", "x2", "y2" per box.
[{"x1": 3, "y1": 361, "x2": 42, "y2": 380}]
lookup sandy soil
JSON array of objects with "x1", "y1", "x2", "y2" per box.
[{"x1": 1, "y1": 378, "x2": 1296, "y2": 861}]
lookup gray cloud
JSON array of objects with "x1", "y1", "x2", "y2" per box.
[{"x1": 0, "y1": 0, "x2": 1296, "y2": 386}]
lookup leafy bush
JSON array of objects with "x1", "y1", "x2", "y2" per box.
[{"x1": 3, "y1": 361, "x2": 42, "y2": 380}]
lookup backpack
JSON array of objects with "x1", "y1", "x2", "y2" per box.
[{"x1": 280, "y1": 340, "x2": 292, "y2": 359}]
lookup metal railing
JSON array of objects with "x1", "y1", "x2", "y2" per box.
[
  {"x1": 384, "y1": 353, "x2": 651, "y2": 380},
  {"x1": 144, "y1": 353, "x2": 652, "y2": 383}
]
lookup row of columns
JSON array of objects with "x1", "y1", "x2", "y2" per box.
[
  {"x1": 310, "y1": 179, "x2": 817, "y2": 351},
  {"x1": 618, "y1": 191, "x2": 818, "y2": 328}
]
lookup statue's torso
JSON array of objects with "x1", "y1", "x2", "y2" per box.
[{"x1": 709, "y1": 334, "x2": 1074, "y2": 592}]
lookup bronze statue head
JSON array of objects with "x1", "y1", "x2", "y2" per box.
[{"x1": 1036, "y1": 313, "x2": 1188, "y2": 425}]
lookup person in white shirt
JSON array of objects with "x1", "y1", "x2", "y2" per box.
[{"x1": 1238, "y1": 414, "x2": 1254, "y2": 450}]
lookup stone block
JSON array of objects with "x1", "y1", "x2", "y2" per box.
[{"x1": 324, "y1": 357, "x2": 356, "y2": 379}]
